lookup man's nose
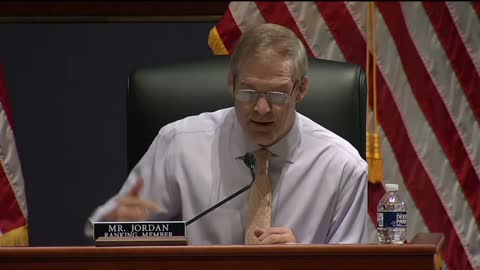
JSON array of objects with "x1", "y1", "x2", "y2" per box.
[{"x1": 253, "y1": 95, "x2": 271, "y2": 114}]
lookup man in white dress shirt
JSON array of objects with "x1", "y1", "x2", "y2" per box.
[{"x1": 87, "y1": 23, "x2": 368, "y2": 245}]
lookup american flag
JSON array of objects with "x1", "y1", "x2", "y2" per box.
[
  {"x1": 208, "y1": 2, "x2": 480, "y2": 270},
  {"x1": 0, "y1": 64, "x2": 28, "y2": 246}
]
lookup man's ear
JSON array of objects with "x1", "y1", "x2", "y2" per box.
[
  {"x1": 296, "y1": 76, "x2": 309, "y2": 103},
  {"x1": 227, "y1": 71, "x2": 234, "y2": 96}
]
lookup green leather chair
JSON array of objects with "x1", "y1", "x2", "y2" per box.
[{"x1": 127, "y1": 56, "x2": 366, "y2": 170}]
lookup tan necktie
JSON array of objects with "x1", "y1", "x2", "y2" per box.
[{"x1": 245, "y1": 148, "x2": 272, "y2": 244}]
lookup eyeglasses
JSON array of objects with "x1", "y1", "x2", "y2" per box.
[{"x1": 233, "y1": 76, "x2": 298, "y2": 106}]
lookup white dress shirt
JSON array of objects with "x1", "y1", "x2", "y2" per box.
[{"x1": 88, "y1": 107, "x2": 368, "y2": 244}]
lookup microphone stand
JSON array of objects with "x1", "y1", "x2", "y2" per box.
[{"x1": 186, "y1": 153, "x2": 256, "y2": 226}]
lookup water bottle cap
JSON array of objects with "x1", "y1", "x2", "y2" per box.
[{"x1": 385, "y1": 184, "x2": 398, "y2": 191}]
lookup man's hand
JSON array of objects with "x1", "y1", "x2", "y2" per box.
[
  {"x1": 254, "y1": 227, "x2": 296, "y2": 244},
  {"x1": 105, "y1": 178, "x2": 161, "y2": 221}
]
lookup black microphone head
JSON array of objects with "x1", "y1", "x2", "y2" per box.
[{"x1": 243, "y1": 152, "x2": 256, "y2": 170}]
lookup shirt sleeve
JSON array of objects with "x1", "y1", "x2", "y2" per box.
[
  {"x1": 326, "y1": 159, "x2": 369, "y2": 244},
  {"x1": 84, "y1": 126, "x2": 181, "y2": 237}
]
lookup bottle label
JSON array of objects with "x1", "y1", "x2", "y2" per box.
[{"x1": 377, "y1": 211, "x2": 407, "y2": 228}]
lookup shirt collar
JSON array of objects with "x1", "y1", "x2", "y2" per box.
[{"x1": 230, "y1": 109, "x2": 302, "y2": 164}]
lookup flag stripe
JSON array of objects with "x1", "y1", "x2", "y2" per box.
[
  {"x1": 400, "y1": 2, "x2": 480, "y2": 180},
  {"x1": 215, "y1": 8, "x2": 242, "y2": 54},
  {"x1": 314, "y1": 3, "x2": 364, "y2": 66},
  {"x1": 0, "y1": 161, "x2": 25, "y2": 233},
  {"x1": 0, "y1": 103, "x2": 28, "y2": 220},
  {"x1": 0, "y1": 64, "x2": 28, "y2": 244},
  {"x1": 255, "y1": 2, "x2": 316, "y2": 57},
  {"x1": 377, "y1": 2, "x2": 480, "y2": 227},
  {"x1": 376, "y1": 2, "x2": 473, "y2": 268},
  {"x1": 0, "y1": 97, "x2": 26, "y2": 234},
  {"x1": 446, "y1": 2, "x2": 480, "y2": 81},
  {"x1": 285, "y1": 1, "x2": 346, "y2": 61},
  {"x1": 423, "y1": 2, "x2": 480, "y2": 124},
  {"x1": 316, "y1": 2, "x2": 474, "y2": 269},
  {"x1": 473, "y1": 2, "x2": 480, "y2": 17},
  {"x1": 229, "y1": 2, "x2": 265, "y2": 33},
  {"x1": 0, "y1": 65, "x2": 13, "y2": 129},
  {"x1": 389, "y1": 2, "x2": 480, "y2": 267},
  {"x1": 379, "y1": 89, "x2": 473, "y2": 270}
]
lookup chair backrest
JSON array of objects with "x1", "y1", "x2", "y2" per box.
[{"x1": 127, "y1": 56, "x2": 366, "y2": 171}]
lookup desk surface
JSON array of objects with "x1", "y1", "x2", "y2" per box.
[{"x1": 0, "y1": 233, "x2": 443, "y2": 270}]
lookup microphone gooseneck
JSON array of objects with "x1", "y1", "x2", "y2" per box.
[
  {"x1": 243, "y1": 152, "x2": 256, "y2": 178},
  {"x1": 186, "y1": 152, "x2": 257, "y2": 226}
]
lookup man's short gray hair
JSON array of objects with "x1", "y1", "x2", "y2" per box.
[{"x1": 230, "y1": 23, "x2": 308, "y2": 80}]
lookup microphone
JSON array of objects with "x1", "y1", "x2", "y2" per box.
[{"x1": 186, "y1": 153, "x2": 256, "y2": 226}]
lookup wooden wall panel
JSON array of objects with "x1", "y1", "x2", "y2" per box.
[{"x1": 0, "y1": 2, "x2": 229, "y2": 22}]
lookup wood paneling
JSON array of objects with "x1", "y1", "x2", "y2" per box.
[{"x1": 0, "y1": 2, "x2": 229, "y2": 22}]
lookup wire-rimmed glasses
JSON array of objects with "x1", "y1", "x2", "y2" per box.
[{"x1": 233, "y1": 75, "x2": 299, "y2": 106}]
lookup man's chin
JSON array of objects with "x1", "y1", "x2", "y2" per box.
[{"x1": 248, "y1": 133, "x2": 276, "y2": 147}]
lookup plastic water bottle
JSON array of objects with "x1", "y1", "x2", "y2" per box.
[{"x1": 377, "y1": 184, "x2": 407, "y2": 244}]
